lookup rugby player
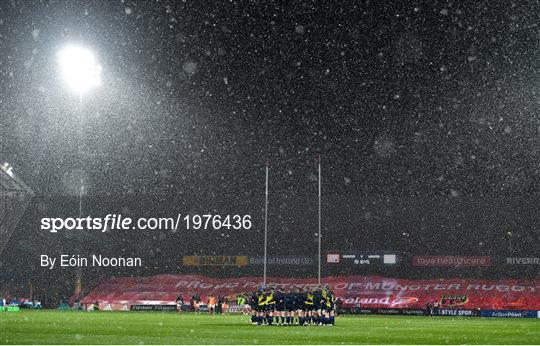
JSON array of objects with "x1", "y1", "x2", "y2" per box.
[
  {"x1": 295, "y1": 287, "x2": 306, "y2": 326},
  {"x1": 313, "y1": 286, "x2": 324, "y2": 325},
  {"x1": 304, "y1": 288, "x2": 315, "y2": 325},
  {"x1": 249, "y1": 290, "x2": 259, "y2": 324},
  {"x1": 256, "y1": 288, "x2": 266, "y2": 324},
  {"x1": 284, "y1": 289, "x2": 296, "y2": 325},
  {"x1": 274, "y1": 288, "x2": 286, "y2": 325},
  {"x1": 265, "y1": 287, "x2": 276, "y2": 325},
  {"x1": 322, "y1": 285, "x2": 335, "y2": 325}
]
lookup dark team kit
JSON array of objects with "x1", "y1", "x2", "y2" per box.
[{"x1": 249, "y1": 285, "x2": 336, "y2": 326}]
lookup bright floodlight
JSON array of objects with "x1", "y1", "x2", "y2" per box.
[{"x1": 57, "y1": 45, "x2": 102, "y2": 94}]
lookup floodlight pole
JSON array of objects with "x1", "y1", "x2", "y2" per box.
[
  {"x1": 57, "y1": 45, "x2": 101, "y2": 297},
  {"x1": 263, "y1": 160, "x2": 269, "y2": 288},
  {"x1": 75, "y1": 95, "x2": 84, "y2": 297},
  {"x1": 318, "y1": 155, "x2": 322, "y2": 286},
  {"x1": 77, "y1": 94, "x2": 84, "y2": 221}
]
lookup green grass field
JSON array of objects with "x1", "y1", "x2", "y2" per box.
[{"x1": 1, "y1": 310, "x2": 539, "y2": 344}]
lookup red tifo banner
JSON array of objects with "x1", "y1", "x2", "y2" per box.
[{"x1": 80, "y1": 275, "x2": 540, "y2": 310}]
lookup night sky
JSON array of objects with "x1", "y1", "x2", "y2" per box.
[
  {"x1": 2, "y1": 0, "x2": 540, "y2": 197},
  {"x1": 1, "y1": 1, "x2": 540, "y2": 305}
]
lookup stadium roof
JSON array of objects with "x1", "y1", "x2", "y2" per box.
[{"x1": 1, "y1": 162, "x2": 34, "y2": 253}]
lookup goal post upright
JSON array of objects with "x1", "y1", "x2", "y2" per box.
[
  {"x1": 318, "y1": 154, "x2": 322, "y2": 286},
  {"x1": 263, "y1": 159, "x2": 269, "y2": 288}
]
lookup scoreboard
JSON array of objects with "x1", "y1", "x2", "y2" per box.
[{"x1": 327, "y1": 252, "x2": 397, "y2": 265}]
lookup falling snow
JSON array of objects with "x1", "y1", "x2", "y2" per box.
[{"x1": 0, "y1": 0, "x2": 538, "y2": 319}]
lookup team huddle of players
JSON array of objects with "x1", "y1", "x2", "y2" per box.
[{"x1": 249, "y1": 285, "x2": 336, "y2": 326}]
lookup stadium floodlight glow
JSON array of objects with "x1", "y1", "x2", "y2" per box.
[
  {"x1": 57, "y1": 45, "x2": 102, "y2": 95},
  {"x1": 2, "y1": 162, "x2": 13, "y2": 176}
]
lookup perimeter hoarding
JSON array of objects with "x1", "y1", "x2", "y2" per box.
[{"x1": 412, "y1": 256, "x2": 492, "y2": 267}]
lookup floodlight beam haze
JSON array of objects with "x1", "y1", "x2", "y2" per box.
[{"x1": 57, "y1": 45, "x2": 102, "y2": 95}]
